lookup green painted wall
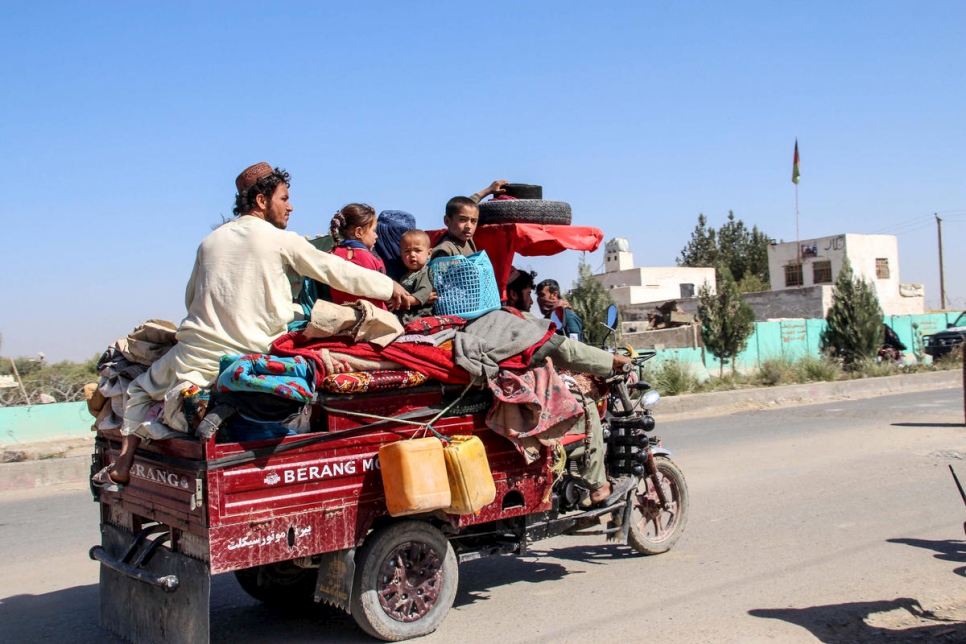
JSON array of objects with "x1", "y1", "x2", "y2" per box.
[
  {"x1": 646, "y1": 312, "x2": 958, "y2": 379},
  {"x1": 0, "y1": 401, "x2": 93, "y2": 446}
]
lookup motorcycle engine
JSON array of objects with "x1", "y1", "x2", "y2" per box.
[{"x1": 558, "y1": 473, "x2": 589, "y2": 511}]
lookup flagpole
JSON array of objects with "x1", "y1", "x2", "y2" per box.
[{"x1": 795, "y1": 182, "x2": 800, "y2": 261}]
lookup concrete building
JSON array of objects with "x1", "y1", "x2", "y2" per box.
[
  {"x1": 596, "y1": 238, "x2": 716, "y2": 306},
  {"x1": 767, "y1": 234, "x2": 924, "y2": 316}
]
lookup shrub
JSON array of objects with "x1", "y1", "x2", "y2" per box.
[
  {"x1": 935, "y1": 343, "x2": 964, "y2": 369},
  {"x1": 754, "y1": 356, "x2": 799, "y2": 387},
  {"x1": 696, "y1": 371, "x2": 755, "y2": 393},
  {"x1": 796, "y1": 355, "x2": 842, "y2": 382},
  {"x1": 0, "y1": 355, "x2": 99, "y2": 406},
  {"x1": 652, "y1": 357, "x2": 699, "y2": 396},
  {"x1": 852, "y1": 358, "x2": 902, "y2": 379}
]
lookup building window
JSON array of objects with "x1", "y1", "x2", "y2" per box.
[
  {"x1": 813, "y1": 260, "x2": 832, "y2": 284},
  {"x1": 876, "y1": 258, "x2": 890, "y2": 279},
  {"x1": 784, "y1": 263, "x2": 803, "y2": 287},
  {"x1": 680, "y1": 283, "x2": 695, "y2": 298}
]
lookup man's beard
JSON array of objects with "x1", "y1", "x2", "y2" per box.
[{"x1": 269, "y1": 208, "x2": 287, "y2": 229}]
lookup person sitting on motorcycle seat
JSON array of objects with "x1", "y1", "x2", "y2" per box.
[{"x1": 538, "y1": 333, "x2": 634, "y2": 505}]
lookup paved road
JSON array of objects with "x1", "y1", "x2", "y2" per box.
[{"x1": 2, "y1": 387, "x2": 965, "y2": 643}]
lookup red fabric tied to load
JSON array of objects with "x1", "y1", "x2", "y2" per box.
[
  {"x1": 272, "y1": 317, "x2": 556, "y2": 386},
  {"x1": 428, "y1": 223, "x2": 604, "y2": 300},
  {"x1": 272, "y1": 332, "x2": 473, "y2": 385}
]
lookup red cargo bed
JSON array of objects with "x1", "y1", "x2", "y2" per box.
[{"x1": 93, "y1": 383, "x2": 552, "y2": 574}]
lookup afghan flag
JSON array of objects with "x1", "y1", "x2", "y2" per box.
[{"x1": 792, "y1": 139, "x2": 801, "y2": 184}]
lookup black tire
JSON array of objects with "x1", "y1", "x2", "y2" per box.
[
  {"x1": 628, "y1": 456, "x2": 689, "y2": 555},
  {"x1": 503, "y1": 183, "x2": 543, "y2": 199},
  {"x1": 478, "y1": 199, "x2": 572, "y2": 226},
  {"x1": 350, "y1": 521, "x2": 458, "y2": 641},
  {"x1": 234, "y1": 561, "x2": 318, "y2": 610}
]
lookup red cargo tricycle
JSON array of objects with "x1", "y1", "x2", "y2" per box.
[{"x1": 89, "y1": 224, "x2": 689, "y2": 642}]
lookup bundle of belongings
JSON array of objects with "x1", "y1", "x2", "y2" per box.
[
  {"x1": 87, "y1": 300, "x2": 608, "y2": 465},
  {"x1": 86, "y1": 320, "x2": 179, "y2": 431},
  {"x1": 273, "y1": 302, "x2": 606, "y2": 463}
]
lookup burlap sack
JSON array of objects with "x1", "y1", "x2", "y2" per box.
[
  {"x1": 84, "y1": 382, "x2": 107, "y2": 418},
  {"x1": 304, "y1": 300, "x2": 403, "y2": 348}
]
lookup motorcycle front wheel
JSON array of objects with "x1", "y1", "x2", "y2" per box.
[{"x1": 628, "y1": 455, "x2": 689, "y2": 555}]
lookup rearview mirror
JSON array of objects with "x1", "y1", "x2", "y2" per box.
[{"x1": 606, "y1": 304, "x2": 618, "y2": 329}]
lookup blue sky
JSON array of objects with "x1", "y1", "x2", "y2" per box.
[{"x1": 2, "y1": 1, "x2": 963, "y2": 362}]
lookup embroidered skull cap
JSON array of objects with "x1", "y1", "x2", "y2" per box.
[{"x1": 235, "y1": 162, "x2": 274, "y2": 192}]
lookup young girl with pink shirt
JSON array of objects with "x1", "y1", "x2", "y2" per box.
[{"x1": 328, "y1": 203, "x2": 388, "y2": 310}]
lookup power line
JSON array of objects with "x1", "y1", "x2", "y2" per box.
[
  {"x1": 878, "y1": 221, "x2": 938, "y2": 236},
  {"x1": 874, "y1": 215, "x2": 934, "y2": 234},
  {"x1": 872, "y1": 209, "x2": 966, "y2": 234}
]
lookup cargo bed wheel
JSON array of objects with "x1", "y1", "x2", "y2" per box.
[
  {"x1": 350, "y1": 521, "x2": 457, "y2": 641},
  {"x1": 234, "y1": 561, "x2": 317, "y2": 610}
]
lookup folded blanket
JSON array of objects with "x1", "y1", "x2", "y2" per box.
[
  {"x1": 453, "y1": 310, "x2": 556, "y2": 379},
  {"x1": 216, "y1": 354, "x2": 316, "y2": 402}
]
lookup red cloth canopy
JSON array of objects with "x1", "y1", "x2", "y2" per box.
[{"x1": 429, "y1": 224, "x2": 604, "y2": 298}]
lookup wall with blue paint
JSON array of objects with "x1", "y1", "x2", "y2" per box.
[
  {"x1": 646, "y1": 312, "x2": 961, "y2": 379},
  {"x1": 0, "y1": 401, "x2": 93, "y2": 446}
]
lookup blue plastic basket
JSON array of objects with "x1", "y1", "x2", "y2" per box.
[{"x1": 430, "y1": 250, "x2": 501, "y2": 320}]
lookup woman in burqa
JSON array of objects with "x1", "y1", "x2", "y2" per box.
[{"x1": 373, "y1": 210, "x2": 417, "y2": 281}]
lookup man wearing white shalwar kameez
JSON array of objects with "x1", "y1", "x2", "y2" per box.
[{"x1": 93, "y1": 163, "x2": 405, "y2": 489}]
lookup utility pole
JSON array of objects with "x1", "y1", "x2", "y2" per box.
[
  {"x1": 9, "y1": 357, "x2": 29, "y2": 405},
  {"x1": 937, "y1": 213, "x2": 947, "y2": 310}
]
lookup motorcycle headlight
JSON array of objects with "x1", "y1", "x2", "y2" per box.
[{"x1": 641, "y1": 390, "x2": 661, "y2": 408}]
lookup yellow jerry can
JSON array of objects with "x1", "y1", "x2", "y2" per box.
[
  {"x1": 379, "y1": 437, "x2": 451, "y2": 517},
  {"x1": 443, "y1": 435, "x2": 497, "y2": 515}
]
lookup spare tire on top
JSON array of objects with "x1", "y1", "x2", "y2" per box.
[
  {"x1": 502, "y1": 183, "x2": 543, "y2": 200},
  {"x1": 477, "y1": 183, "x2": 573, "y2": 226}
]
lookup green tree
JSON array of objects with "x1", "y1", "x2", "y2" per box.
[
  {"x1": 717, "y1": 211, "x2": 750, "y2": 281},
  {"x1": 678, "y1": 211, "x2": 772, "y2": 291},
  {"x1": 744, "y1": 225, "x2": 771, "y2": 286},
  {"x1": 676, "y1": 213, "x2": 719, "y2": 269},
  {"x1": 736, "y1": 273, "x2": 769, "y2": 294},
  {"x1": 820, "y1": 256, "x2": 883, "y2": 369},
  {"x1": 697, "y1": 266, "x2": 756, "y2": 377},
  {"x1": 566, "y1": 257, "x2": 617, "y2": 347}
]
